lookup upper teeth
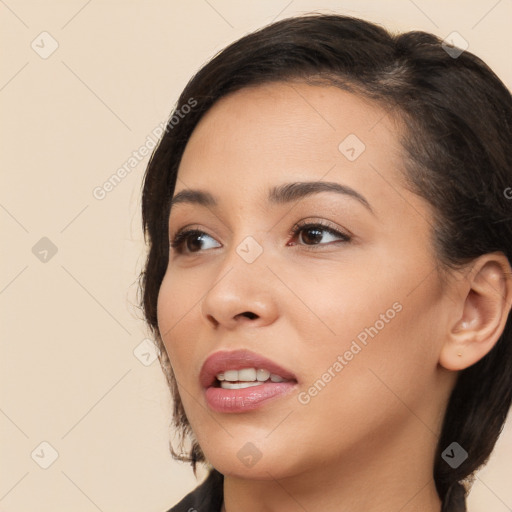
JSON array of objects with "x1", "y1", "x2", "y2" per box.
[{"x1": 216, "y1": 368, "x2": 286, "y2": 383}]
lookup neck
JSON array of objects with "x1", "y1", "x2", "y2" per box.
[{"x1": 223, "y1": 467, "x2": 442, "y2": 512}]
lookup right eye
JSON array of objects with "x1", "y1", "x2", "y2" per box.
[{"x1": 170, "y1": 229, "x2": 222, "y2": 254}]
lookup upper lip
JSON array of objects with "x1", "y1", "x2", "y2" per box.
[{"x1": 200, "y1": 349, "x2": 298, "y2": 388}]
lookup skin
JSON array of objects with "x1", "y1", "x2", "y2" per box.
[{"x1": 156, "y1": 82, "x2": 512, "y2": 511}]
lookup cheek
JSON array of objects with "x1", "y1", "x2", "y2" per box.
[
  {"x1": 282, "y1": 258, "x2": 402, "y2": 351},
  {"x1": 289, "y1": 254, "x2": 443, "y2": 404},
  {"x1": 289, "y1": 297, "x2": 442, "y2": 461},
  {"x1": 156, "y1": 272, "x2": 201, "y2": 374}
]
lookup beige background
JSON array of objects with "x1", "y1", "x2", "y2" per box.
[{"x1": 1, "y1": 1, "x2": 511, "y2": 510}]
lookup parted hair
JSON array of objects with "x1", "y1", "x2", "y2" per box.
[{"x1": 139, "y1": 13, "x2": 512, "y2": 512}]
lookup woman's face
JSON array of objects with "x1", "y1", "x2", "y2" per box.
[{"x1": 157, "y1": 82, "x2": 457, "y2": 480}]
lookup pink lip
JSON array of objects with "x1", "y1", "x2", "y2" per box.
[{"x1": 200, "y1": 349, "x2": 298, "y2": 413}]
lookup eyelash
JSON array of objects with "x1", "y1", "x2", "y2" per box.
[{"x1": 169, "y1": 220, "x2": 352, "y2": 255}]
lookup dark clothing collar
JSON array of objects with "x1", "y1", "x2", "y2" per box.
[
  {"x1": 166, "y1": 468, "x2": 461, "y2": 511},
  {"x1": 166, "y1": 469, "x2": 224, "y2": 512}
]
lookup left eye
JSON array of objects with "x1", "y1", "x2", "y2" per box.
[{"x1": 289, "y1": 223, "x2": 351, "y2": 247}]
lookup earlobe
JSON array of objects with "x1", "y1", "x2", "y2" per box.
[{"x1": 439, "y1": 253, "x2": 512, "y2": 372}]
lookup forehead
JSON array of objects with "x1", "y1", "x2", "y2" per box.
[
  {"x1": 175, "y1": 81, "x2": 409, "y2": 216},
  {"x1": 180, "y1": 81, "x2": 402, "y2": 167}
]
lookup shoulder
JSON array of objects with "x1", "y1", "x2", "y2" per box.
[{"x1": 164, "y1": 468, "x2": 224, "y2": 512}]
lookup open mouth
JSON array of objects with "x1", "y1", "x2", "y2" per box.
[
  {"x1": 213, "y1": 367, "x2": 293, "y2": 389},
  {"x1": 200, "y1": 350, "x2": 298, "y2": 412}
]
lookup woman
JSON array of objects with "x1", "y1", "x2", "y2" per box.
[{"x1": 140, "y1": 13, "x2": 512, "y2": 512}]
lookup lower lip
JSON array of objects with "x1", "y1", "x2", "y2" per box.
[{"x1": 205, "y1": 381, "x2": 297, "y2": 413}]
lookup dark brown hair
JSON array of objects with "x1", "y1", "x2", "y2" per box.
[{"x1": 140, "y1": 13, "x2": 512, "y2": 511}]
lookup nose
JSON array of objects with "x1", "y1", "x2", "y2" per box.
[{"x1": 200, "y1": 242, "x2": 279, "y2": 330}]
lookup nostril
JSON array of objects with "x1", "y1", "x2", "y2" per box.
[
  {"x1": 206, "y1": 314, "x2": 219, "y2": 327},
  {"x1": 240, "y1": 311, "x2": 258, "y2": 320}
]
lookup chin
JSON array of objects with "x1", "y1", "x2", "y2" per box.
[
  {"x1": 201, "y1": 438, "x2": 298, "y2": 480},
  {"x1": 212, "y1": 457, "x2": 293, "y2": 480}
]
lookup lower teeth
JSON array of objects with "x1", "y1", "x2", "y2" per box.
[{"x1": 220, "y1": 381, "x2": 266, "y2": 390}]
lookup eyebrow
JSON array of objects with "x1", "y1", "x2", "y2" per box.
[{"x1": 169, "y1": 181, "x2": 374, "y2": 214}]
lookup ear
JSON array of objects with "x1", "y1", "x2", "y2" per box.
[{"x1": 439, "y1": 252, "x2": 512, "y2": 371}]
